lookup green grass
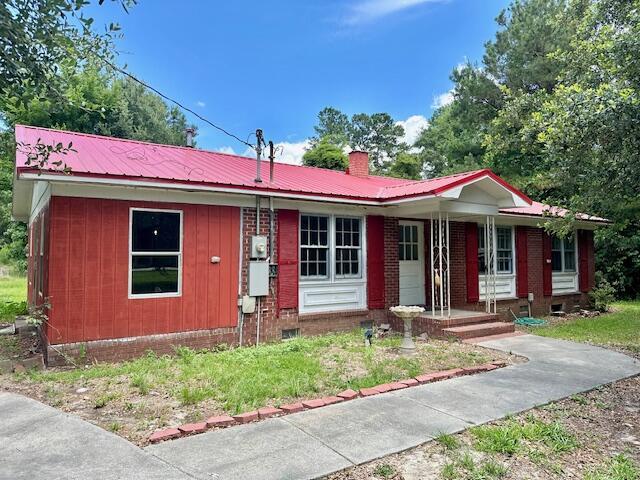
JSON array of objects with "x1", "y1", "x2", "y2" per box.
[
  {"x1": 24, "y1": 331, "x2": 492, "y2": 414},
  {"x1": 0, "y1": 275, "x2": 27, "y2": 322},
  {"x1": 435, "y1": 432, "x2": 460, "y2": 450},
  {"x1": 584, "y1": 454, "x2": 639, "y2": 480},
  {"x1": 373, "y1": 463, "x2": 397, "y2": 478},
  {"x1": 471, "y1": 416, "x2": 577, "y2": 456},
  {"x1": 442, "y1": 453, "x2": 507, "y2": 480},
  {"x1": 533, "y1": 301, "x2": 640, "y2": 352}
]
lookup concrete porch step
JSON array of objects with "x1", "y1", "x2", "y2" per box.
[
  {"x1": 424, "y1": 313, "x2": 499, "y2": 327},
  {"x1": 443, "y1": 321, "x2": 515, "y2": 340}
]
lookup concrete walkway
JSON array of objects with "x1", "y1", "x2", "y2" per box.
[
  {"x1": 0, "y1": 392, "x2": 202, "y2": 480},
  {"x1": 2, "y1": 335, "x2": 639, "y2": 480},
  {"x1": 147, "y1": 335, "x2": 640, "y2": 480}
]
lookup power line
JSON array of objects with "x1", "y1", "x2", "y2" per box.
[{"x1": 98, "y1": 56, "x2": 255, "y2": 150}]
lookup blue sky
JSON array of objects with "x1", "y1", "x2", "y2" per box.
[{"x1": 90, "y1": 0, "x2": 510, "y2": 163}]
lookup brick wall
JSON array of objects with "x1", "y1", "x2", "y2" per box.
[
  {"x1": 47, "y1": 328, "x2": 237, "y2": 366},
  {"x1": 449, "y1": 221, "x2": 468, "y2": 307},
  {"x1": 384, "y1": 217, "x2": 399, "y2": 309}
]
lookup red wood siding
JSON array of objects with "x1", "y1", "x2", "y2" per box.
[
  {"x1": 465, "y1": 222, "x2": 479, "y2": 303},
  {"x1": 542, "y1": 233, "x2": 553, "y2": 296},
  {"x1": 515, "y1": 226, "x2": 529, "y2": 298},
  {"x1": 578, "y1": 229, "x2": 593, "y2": 293},
  {"x1": 46, "y1": 196, "x2": 240, "y2": 345},
  {"x1": 366, "y1": 215, "x2": 385, "y2": 309},
  {"x1": 277, "y1": 209, "x2": 299, "y2": 313}
]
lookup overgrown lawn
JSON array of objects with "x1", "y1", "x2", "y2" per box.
[
  {"x1": 3, "y1": 331, "x2": 515, "y2": 444},
  {"x1": 532, "y1": 301, "x2": 640, "y2": 353},
  {"x1": 0, "y1": 275, "x2": 27, "y2": 322}
]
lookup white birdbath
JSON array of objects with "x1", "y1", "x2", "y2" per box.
[{"x1": 390, "y1": 305, "x2": 425, "y2": 354}]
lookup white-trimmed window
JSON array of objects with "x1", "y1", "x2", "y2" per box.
[
  {"x1": 552, "y1": 235, "x2": 576, "y2": 273},
  {"x1": 335, "y1": 217, "x2": 361, "y2": 278},
  {"x1": 129, "y1": 208, "x2": 183, "y2": 297},
  {"x1": 299, "y1": 214, "x2": 363, "y2": 281},
  {"x1": 478, "y1": 225, "x2": 514, "y2": 274},
  {"x1": 300, "y1": 214, "x2": 329, "y2": 279}
]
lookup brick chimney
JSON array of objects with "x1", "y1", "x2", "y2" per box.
[{"x1": 347, "y1": 151, "x2": 369, "y2": 177}]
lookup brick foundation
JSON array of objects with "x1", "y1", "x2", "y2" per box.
[{"x1": 46, "y1": 327, "x2": 237, "y2": 366}]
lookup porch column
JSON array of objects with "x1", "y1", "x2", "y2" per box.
[
  {"x1": 430, "y1": 212, "x2": 450, "y2": 318},
  {"x1": 483, "y1": 215, "x2": 497, "y2": 314}
]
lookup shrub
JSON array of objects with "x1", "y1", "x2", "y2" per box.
[{"x1": 590, "y1": 278, "x2": 616, "y2": 312}]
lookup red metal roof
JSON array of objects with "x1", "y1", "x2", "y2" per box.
[
  {"x1": 500, "y1": 201, "x2": 609, "y2": 223},
  {"x1": 15, "y1": 125, "x2": 532, "y2": 205}
]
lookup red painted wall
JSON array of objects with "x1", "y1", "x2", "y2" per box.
[{"x1": 46, "y1": 196, "x2": 240, "y2": 345}]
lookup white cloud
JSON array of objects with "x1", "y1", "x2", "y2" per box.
[
  {"x1": 217, "y1": 146, "x2": 236, "y2": 155},
  {"x1": 196, "y1": 100, "x2": 206, "y2": 108},
  {"x1": 396, "y1": 114, "x2": 429, "y2": 146},
  {"x1": 342, "y1": 0, "x2": 446, "y2": 26},
  {"x1": 270, "y1": 140, "x2": 311, "y2": 165},
  {"x1": 234, "y1": 140, "x2": 310, "y2": 166},
  {"x1": 431, "y1": 89, "x2": 454, "y2": 109}
]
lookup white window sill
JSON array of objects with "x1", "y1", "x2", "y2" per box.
[{"x1": 129, "y1": 292, "x2": 182, "y2": 300}]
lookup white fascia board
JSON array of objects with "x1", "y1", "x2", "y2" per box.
[
  {"x1": 11, "y1": 174, "x2": 33, "y2": 222},
  {"x1": 438, "y1": 174, "x2": 530, "y2": 208},
  {"x1": 439, "y1": 200, "x2": 499, "y2": 216},
  {"x1": 19, "y1": 173, "x2": 383, "y2": 206}
]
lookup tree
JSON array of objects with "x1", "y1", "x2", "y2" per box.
[
  {"x1": 387, "y1": 152, "x2": 423, "y2": 180},
  {"x1": 483, "y1": 0, "x2": 573, "y2": 94},
  {"x1": 526, "y1": 0, "x2": 640, "y2": 296},
  {"x1": 310, "y1": 107, "x2": 350, "y2": 147},
  {"x1": 0, "y1": 2, "x2": 196, "y2": 273},
  {"x1": 0, "y1": 0, "x2": 131, "y2": 106},
  {"x1": 309, "y1": 108, "x2": 408, "y2": 175},
  {"x1": 302, "y1": 137, "x2": 348, "y2": 170},
  {"x1": 349, "y1": 113, "x2": 405, "y2": 173}
]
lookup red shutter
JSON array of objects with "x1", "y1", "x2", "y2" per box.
[
  {"x1": 515, "y1": 226, "x2": 528, "y2": 298},
  {"x1": 277, "y1": 209, "x2": 299, "y2": 313},
  {"x1": 465, "y1": 222, "x2": 479, "y2": 303},
  {"x1": 367, "y1": 215, "x2": 385, "y2": 309},
  {"x1": 578, "y1": 230, "x2": 592, "y2": 293},
  {"x1": 542, "y1": 232, "x2": 553, "y2": 296}
]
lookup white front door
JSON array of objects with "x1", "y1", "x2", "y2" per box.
[{"x1": 398, "y1": 221, "x2": 425, "y2": 306}]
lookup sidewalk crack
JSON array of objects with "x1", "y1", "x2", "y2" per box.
[{"x1": 280, "y1": 417, "x2": 357, "y2": 466}]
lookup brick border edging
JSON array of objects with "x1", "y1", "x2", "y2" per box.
[{"x1": 147, "y1": 361, "x2": 508, "y2": 444}]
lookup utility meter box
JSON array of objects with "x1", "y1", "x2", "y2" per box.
[
  {"x1": 248, "y1": 261, "x2": 269, "y2": 296},
  {"x1": 251, "y1": 236, "x2": 268, "y2": 259}
]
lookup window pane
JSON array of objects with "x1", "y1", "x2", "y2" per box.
[
  {"x1": 131, "y1": 255, "x2": 179, "y2": 294},
  {"x1": 399, "y1": 226, "x2": 405, "y2": 242},
  {"x1": 318, "y1": 261, "x2": 327, "y2": 276},
  {"x1": 564, "y1": 236, "x2": 575, "y2": 252},
  {"x1": 552, "y1": 251, "x2": 562, "y2": 272},
  {"x1": 132, "y1": 211, "x2": 180, "y2": 252},
  {"x1": 564, "y1": 251, "x2": 576, "y2": 271},
  {"x1": 552, "y1": 236, "x2": 562, "y2": 250},
  {"x1": 399, "y1": 243, "x2": 404, "y2": 261}
]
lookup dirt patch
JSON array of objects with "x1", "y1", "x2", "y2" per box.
[
  {"x1": 0, "y1": 334, "x2": 519, "y2": 446},
  {"x1": 326, "y1": 376, "x2": 640, "y2": 479}
]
